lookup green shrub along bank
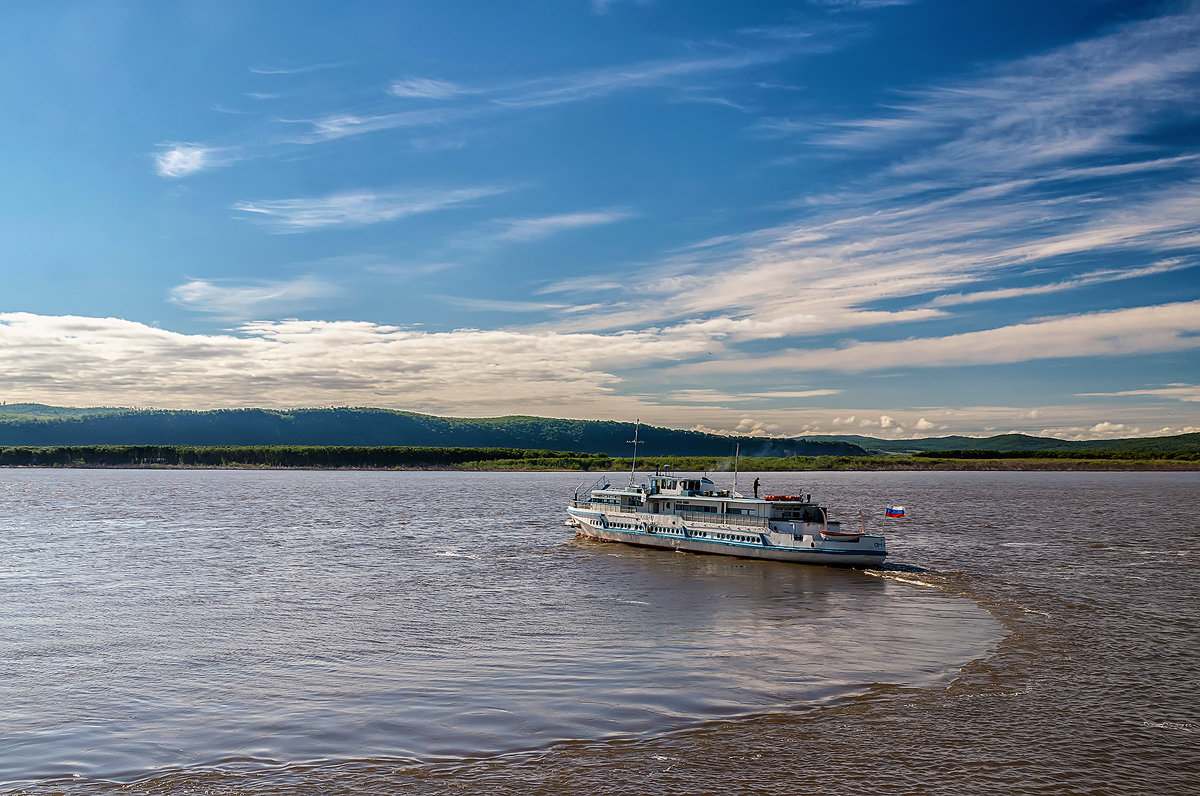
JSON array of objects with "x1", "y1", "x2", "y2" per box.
[
  {"x1": 0, "y1": 446, "x2": 1194, "y2": 471},
  {"x1": 0, "y1": 445, "x2": 605, "y2": 469},
  {"x1": 912, "y1": 448, "x2": 1200, "y2": 461}
]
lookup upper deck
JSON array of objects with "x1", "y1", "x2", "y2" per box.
[{"x1": 583, "y1": 474, "x2": 831, "y2": 525}]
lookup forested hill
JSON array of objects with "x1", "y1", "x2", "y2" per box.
[
  {"x1": 0, "y1": 405, "x2": 866, "y2": 457},
  {"x1": 801, "y1": 431, "x2": 1200, "y2": 455}
]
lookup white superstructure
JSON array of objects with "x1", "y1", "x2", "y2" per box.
[{"x1": 566, "y1": 473, "x2": 887, "y2": 567}]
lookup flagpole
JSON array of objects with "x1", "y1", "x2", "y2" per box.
[{"x1": 627, "y1": 419, "x2": 642, "y2": 488}]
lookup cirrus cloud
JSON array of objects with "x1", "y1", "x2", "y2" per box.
[
  {"x1": 680, "y1": 300, "x2": 1200, "y2": 375},
  {"x1": 168, "y1": 277, "x2": 339, "y2": 319},
  {"x1": 233, "y1": 185, "x2": 512, "y2": 232}
]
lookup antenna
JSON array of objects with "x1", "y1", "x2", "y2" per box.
[{"x1": 627, "y1": 418, "x2": 642, "y2": 487}]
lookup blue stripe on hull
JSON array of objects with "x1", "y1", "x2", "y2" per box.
[{"x1": 570, "y1": 519, "x2": 886, "y2": 568}]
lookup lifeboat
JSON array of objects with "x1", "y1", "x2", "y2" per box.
[
  {"x1": 820, "y1": 527, "x2": 864, "y2": 539},
  {"x1": 764, "y1": 494, "x2": 804, "y2": 501}
]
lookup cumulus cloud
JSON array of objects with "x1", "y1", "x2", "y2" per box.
[
  {"x1": 2, "y1": 311, "x2": 1195, "y2": 439},
  {"x1": 914, "y1": 417, "x2": 935, "y2": 430},
  {"x1": 154, "y1": 145, "x2": 223, "y2": 177},
  {"x1": 1089, "y1": 421, "x2": 1131, "y2": 435},
  {"x1": 0, "y1": 313, "x2": 708, "y2": 415},
  {"x1": 733, "y1": 417, "x2": 781, "y2": 436}
]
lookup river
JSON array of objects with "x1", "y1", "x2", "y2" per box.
[{"x1": 0, "y1": 469, "x2": 1195, "y2": 794}]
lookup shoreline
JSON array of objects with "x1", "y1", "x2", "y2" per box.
[{"x1": 2, "y1": 460, "x2": 1198, "y2": 472}]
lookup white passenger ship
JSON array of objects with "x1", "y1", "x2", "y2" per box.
[{"x1": 566, "y1": 472, "x2": 887, "y2": 568}]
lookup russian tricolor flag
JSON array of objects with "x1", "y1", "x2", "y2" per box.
[{"x1": 885, "y1": 506, "x2": 905, "y2": 518}]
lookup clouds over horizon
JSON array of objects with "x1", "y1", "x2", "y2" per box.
[{"x1": 2, "y1": 311, "x2": 1198, "y2": 441}]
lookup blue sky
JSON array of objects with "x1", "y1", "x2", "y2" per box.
[{"x1": 1, "y1": 0, "x2": 1198, "y2": 439}]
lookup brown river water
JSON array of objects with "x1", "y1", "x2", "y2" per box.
[{"x1": 0, "y1": 469, "x2": 1196, "y2": 794}]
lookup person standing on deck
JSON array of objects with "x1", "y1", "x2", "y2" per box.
[{"x1": 752, "y1": 477, "x2": 760, "y2": 498}]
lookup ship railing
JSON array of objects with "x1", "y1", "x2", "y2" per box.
[
  {"x1": 569, "y1": 501, "x2": 640, "y2": 513},
  {"x1": 677, "y1": 510, "x2": 769, "y2": 529},
  {"x1": 570, "y1": 500, "x2": 613, "y2": 510}
]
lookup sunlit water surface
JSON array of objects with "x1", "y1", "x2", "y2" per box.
[{"x1": 1, "y1": 469, "x2": 1195, "y2": 794}]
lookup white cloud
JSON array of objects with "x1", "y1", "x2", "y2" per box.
[
  {"x1": 493, "y1": 50, "x2": 783, "y2": 109},
  {"x1": 1078, "y1": 384, "x2": 1200, "y2": 403},
  {"x1": 746, "y1": 390, "x2": 843, "y2": 399},
  {"x1": 287, "y1": 109, "x2": 463, "y2": 144},
  {"x1": 5, "y1": 314, "x2": 1189, "y2": 441},
  {"x1": 0, "y1": 313, "x2": 709, "y2": 416},
  {"x1": 389, "y1": 78, "x2": 471, "y2": 99},
  {"x1": 534, "y1": 7, "x2": 1200, "y2": 347},
  {"x1": 433, "y1": 296, "x2": 570, "y2": 312},
  {"x1": 929, "y1": 258, "x2": 1195, "y2": 307},
  {"x1": 168, "y1": 277, "x2": 338, "y2": 318},
  {"x1": 1089, "y1": 421, "x2": 1131, "y2": 435},
  {"x1": 654, "y1": 388, "x2": 842, "y2": 405},
  {"x1": 154, "y1": 145, "x2": 221, "y2": 177},
  {"x1": 820, "y1": 8, "x2": 1200, "y2": 176},
  {"x1": 811, "y1": 0, "x2": 915, "y2": 8},
  {"x1": 281, "y1": 47, "x2": 788, "y2": 148},
  {"x1": 492, "y1": 210, "x2": 634, "y2": 243},
  {"x1": 914, "y1": 417, "x2": 935, "y2": 430},
  {"x1": 249, "y1": 61, "x2": 349, "y2": 75},
  {"x1": 682, "y1": 301, "x2": 1200, "y2": 374},
  {"x1": 233, "y1": 186, "x2": 510, "y2": 232}
]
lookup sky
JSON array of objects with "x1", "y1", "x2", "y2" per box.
[{"x1": 1, "y1": 0, "x2": 1198, "y2": 440}]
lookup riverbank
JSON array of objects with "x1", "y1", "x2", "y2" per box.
[{"x1": 0, "y1": 445, "x2": 1196, "y2": 472}]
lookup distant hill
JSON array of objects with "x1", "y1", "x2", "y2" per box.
[
  {"x1": 0, "y1": 403, "x2": 131, "y2": 418},
  {"x1": 800, "y1": 432, "x2": 1200, "y2": 455},
  {"x1": 0, "y1": 405, "x2": 866, "y2": 457},
  {"x1": 3, "y1": 405, "x2": 1193, "y2": 456}
]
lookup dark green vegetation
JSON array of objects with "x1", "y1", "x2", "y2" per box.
[
  {"x1": 0, "y1": 405, "x2": 1196, "y2": 469},
  {"x1": 913, "y1": 449, "x2": 1200, "y2": 461},
  {"x1": 0, "y1": 445, "x2": 607, "y2": 469},
  {"x1": 0, "y1": 405, "x2": 863, "y2": 457},
  {"x1": 0, "y1": 446, "x2": 1195, "y2": 471}
]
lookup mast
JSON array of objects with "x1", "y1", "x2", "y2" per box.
[
  {"x1": 627, "y1": 419, "x2": 642, "y2": 487},
  {"x1": 732, "y1": 443, "x2": 740, "y2": 496}
]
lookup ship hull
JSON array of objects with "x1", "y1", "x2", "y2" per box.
[{"x1": 568, "y1": 510, "x2": 886, "y2": 568}]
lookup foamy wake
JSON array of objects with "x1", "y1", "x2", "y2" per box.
[{"x1": 1142, "y1": 720, "x2": 1198, "y2": 733}]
